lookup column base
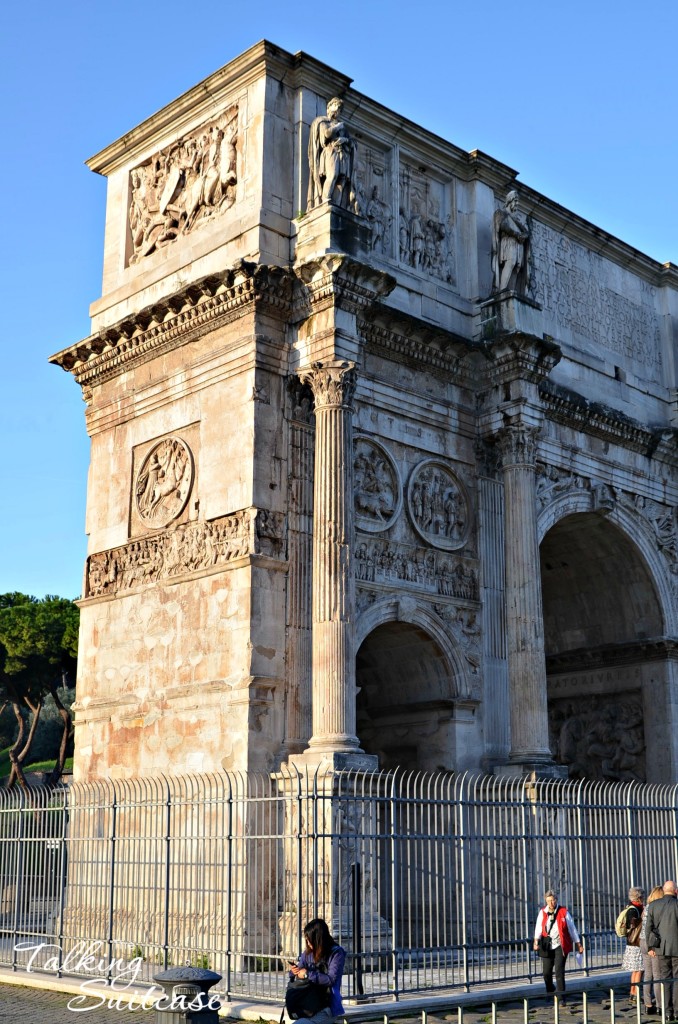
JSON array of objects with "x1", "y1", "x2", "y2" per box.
[
  {"x1": 494, "y1": 761, "x2": 568, "y2": 780},
  {"x1": 285, "y1": 749, "x2": 379, "y2": 774}
]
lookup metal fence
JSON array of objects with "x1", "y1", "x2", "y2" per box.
[{"x1": 0, "y1": 769, "x2": 677, "y2": 1004}]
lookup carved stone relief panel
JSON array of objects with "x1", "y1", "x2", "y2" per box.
[
  {"x1": 353, "y1": 144, "x2": 393, "y2": 257},
  {"x1": 407, "y1": 459, "x2": 470, "y2": 550},
  {"x1": 353, "y1": 435, "x2": 402, "y2": 533},
  {"x1": 536, "y1": 463, "x2": 591, "y2": 510},
  {"x1": 355, "y1": 539, "x2": 478, "y2": 600},
  {"x1": 135, "y1": 436, "x2": 195, "y2": 530},
  {"x1": 398, "y1": 164, "x2": 456, "y2": 284},
  {"x1": 86, "y1": 507, "x2": 284, "y2": 598},
  {"x1": 530, "y1": 221, "x2": 663, "y2": 381},
  {"x1": 549, "y1": 692, "x2": 645, "y2": 782},
  {"x1": 622, "y1": 491, "x2": 678, "y2": 574},
  {"x1": 128, "y1": 104, "x2": 238, "y2": 265}
]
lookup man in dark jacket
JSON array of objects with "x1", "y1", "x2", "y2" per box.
[{"x1": 646, "y1": 880, "x2": 678, "y2": 1019}]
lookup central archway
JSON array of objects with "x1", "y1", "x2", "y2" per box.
[
  {"x1": 540, "y1": 510, "x2": 666, "y2": 782},
  {"x1": 356, "y1": 620, "x2": 458, "y2": 771}
]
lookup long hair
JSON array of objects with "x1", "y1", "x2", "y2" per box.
[{"x1": 303, "y1": 918, "x2": 334, "y2": 962}]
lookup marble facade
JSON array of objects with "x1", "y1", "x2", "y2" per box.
[{"x1": 51, "y1": 42, "x2": 678, "y2": 785}]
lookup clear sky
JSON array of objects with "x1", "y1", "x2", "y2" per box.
[{"x1": 1, "y1": 0, "x2": 676, "y2": 600}]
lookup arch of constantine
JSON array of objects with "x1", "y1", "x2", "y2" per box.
[{"x1": 51, "y1": 41, "x2": 678, "y2": 786}]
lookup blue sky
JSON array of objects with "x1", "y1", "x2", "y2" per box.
[{"x1": 1, "y1": 0, "x2": 676, "y2": 600}]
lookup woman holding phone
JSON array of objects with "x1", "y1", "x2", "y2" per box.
[{"x1": 289, "y1": 918, "x2": 346, "y2": 1023}]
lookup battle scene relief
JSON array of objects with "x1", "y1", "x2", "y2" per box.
[
  {"x1": 128, "y1": 105, "x2": 238, "y2": 264},
  {"x1": 549, "y1": 694, "x2": 645, "y2": 782}
]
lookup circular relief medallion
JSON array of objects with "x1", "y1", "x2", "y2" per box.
[
  {"x1": 353, "y1": 436, "x2": 402, "y2": 533},
  {"x1": 135, "y1": 436, "x2": 194, "y2": 529},
  {"x1": 407, "y1": 459, "x2": 470, "y2": 550}
]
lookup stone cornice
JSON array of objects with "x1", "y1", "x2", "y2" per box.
[
  {"x1": 483, "y1": 334, "x2": 562, "y2": 387},
  {"x1": 50, "y1": 261, "x2": 295, "y2": 388},
  {"x1": 294, "y1": 254, "x2": 396, "y2": 319},
  {"x1": 547, "y1": 638, "x2": 678, "y2": 674},
  {"x1": 540, "y1": 379, "x2": 678, "y2": 458},
  {"x1": 359, "y1": 307, "x2": 480, "y2": 384}
]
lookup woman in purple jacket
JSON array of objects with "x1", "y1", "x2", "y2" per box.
[{"x1": 289, "y1": 918, "x2": 346, "y2": 1022}]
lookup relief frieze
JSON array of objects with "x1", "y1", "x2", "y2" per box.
[
  {"x1": 549, "y1": 693, "x2": 645, "y2": 782},
  {"x1": 129, "y1": 105, "x2": 238, "y2": 264},
  {"x1": 398, "y1": 165, "x2": 456, "y2": 284},
  {"x1": 355, "y1": 538, "x2": 478, "y2": 600},
  {"x1": 86, "y1": 508, "x2": 284, "y2": 598},
  {"x1": 536, "y1": 463, "x2": 591, "y2": 510},
  {"x1": 530, "y1": 221, "x2": 662, "y2": 378}
]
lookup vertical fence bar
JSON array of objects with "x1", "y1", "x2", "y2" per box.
[{"x1": 106, "y1": 788, "x2": 118, "y2": 978}]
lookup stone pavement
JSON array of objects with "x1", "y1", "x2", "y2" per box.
[{"x1": 0, "y1": 980, "x2": 655, "y2": 1024}]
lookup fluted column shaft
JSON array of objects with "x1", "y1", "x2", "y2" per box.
[
  {"x1": 498, "y1": 426, "x2": 552, "y2": 765},
  {"x1": 299, "y1": 361, "x2": 360, "y2": 752}
]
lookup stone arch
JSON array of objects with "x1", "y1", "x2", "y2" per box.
[
  {"x1": 537, "y1": 490, "x2": 674, "y2": 783},
  {"x1": 537, "y1": 491, "x2": 675, "y2": 634},
  {"x1": 355, "y1": 598, "x2": 471, "y2": 771}
]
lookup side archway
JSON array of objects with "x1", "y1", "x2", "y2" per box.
[{"x1": 355, "y1": 599, "x2": 471, "y2": 771}]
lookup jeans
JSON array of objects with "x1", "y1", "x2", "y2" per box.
[{"x1": 542, "y1": 947, "x2": 568, "y2": 997}]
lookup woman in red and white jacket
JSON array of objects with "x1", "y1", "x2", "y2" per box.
[{"x1": 533, "y1": 889, "x2": 584, "y2": 1003}]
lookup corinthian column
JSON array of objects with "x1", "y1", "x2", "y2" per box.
[
  {"x1": 497, "y1": 425, "x2": 552, "y2": 767},
  {"x1": 298, "y1": 360, "x2": 361, "y2": 753}
]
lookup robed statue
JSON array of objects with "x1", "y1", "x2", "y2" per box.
[
  {"x1": 492, "y1": 190, "x2": 530, "y2": 295},
  {"x1": 307, "y1": 97, "x2": 357, "y2": 211}
]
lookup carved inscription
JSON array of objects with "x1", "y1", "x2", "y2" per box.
[
  {"x1": 353, "y1": 436, "x2": 401, "y2": 533},
  {"x1": 86, "y1": 508, "x2": 284, "y2": 597},
  {"x1": 135, "y1": 437, "x2": 194, "y2": 529},
  {"x1": 530, "y1": 221, "x2": 662, "y2": 377},
  {"x1": 407, "y1": 459, "x2": 470, "y2": 550},
  {"x1": 129, "y1": 105, "x2": 238, "y2": 264},
  {"x1": 355, "y1": 539, "x2": 478, "y2": 600}
]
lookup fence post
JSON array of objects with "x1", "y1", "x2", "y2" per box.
[
  {"x1": 11, "y1": 786, "x2": 26, "y2": 970},
  {"x1": 576, "y1": 779, "x2": 588, "y2": 973},
  {"x1": 162, "y1": 779, "x2": 172, "y2": 972},
  {"x1": 106, "y1": 787, "x2": 118, "y2": 979},
  {"x1": 459, "y1": 774, "x2": 470, "y2": 993},
  {"x1": 389, "y1": 771, "x2": 400, "y2": 999}
]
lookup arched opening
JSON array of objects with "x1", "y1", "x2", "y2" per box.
[
  {"x1": 540, "y1": 512, "x2": 665, "y2": 782},
  {"x1": 356, "y1": 621, "x2": 457, "y2": 771}
]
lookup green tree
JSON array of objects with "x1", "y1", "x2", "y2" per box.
[{"x1": 0, "y1": 593, "x2": 78, "y2": 788}]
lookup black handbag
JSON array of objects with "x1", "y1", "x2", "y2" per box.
[{"x1": 283, "y1": 977, "x2": 331, "y2": 1020}]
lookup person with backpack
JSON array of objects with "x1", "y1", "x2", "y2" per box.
[
  {"x1": 533, "y1": 889, "x2": 584, "y2": 1005},
  {"x1": 617, "y1": 886, "x2": 645, "y2": 1004},
  {"x1": 287, "y1": 918, "x2": 346, "y2": 1023}
]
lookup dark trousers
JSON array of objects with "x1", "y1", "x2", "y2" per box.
[
  {"x1": 656, "y1": 955, "x2": 678, "y2": 1013},
  {"x1": 542, "y1": 947, "x2": 567, "y2": 996}
]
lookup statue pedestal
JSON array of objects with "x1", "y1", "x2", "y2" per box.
[
  {"x1": 293, "y1": 202, "x2": 371, "y2": 264},
  {"x1": 477, "y1": 291, "x2": 543, "y2": 339}
]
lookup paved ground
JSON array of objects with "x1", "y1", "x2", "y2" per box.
[{"x1": 0, "y1": 981, "x2": 658, "y2": 1023}]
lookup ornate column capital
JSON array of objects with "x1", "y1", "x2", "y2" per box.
[
  {"x1": 298, "y1": 360, "x2": 357, "y2": 410},
  {"x1": 495, "y1": 424, "x2": 540, "y2": 469}
]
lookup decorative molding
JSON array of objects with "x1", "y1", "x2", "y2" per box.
[
  {"x1": 359, "y1": 307, "x2": 478, "y2": 382},
  {"x1": 540, "y1": 379, "x2": 675, "y2": 457},
  {"x1": 299, "y1": 360, "x2": 357, "y2": 409},
  {"x1": 50, "y1": 262, "x2": 295, "y2": 386},
  {"x1": 84, "y1": 507, "x2": 285, "y2": 598},
  {"x1": 546, "y1": 637, "x2": 678, "y2": 674},
  {"x1": 496, "y1": 425, "x2": 540, "y2": 468},
  {"x1": 294, "y1": 254, "x2": 395, "y2": 318}
]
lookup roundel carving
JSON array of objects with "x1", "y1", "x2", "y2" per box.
[
  {"x1": 135, "y1": 436, "x2": 194, "y2": 529},
  {"x1": 407, "y1": 458, "x2": 470, "y2": 550},
  {"x1": 353, "y1": 436, "x2": 402, "y2": 533}
]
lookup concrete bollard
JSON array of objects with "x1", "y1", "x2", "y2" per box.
[{"x1": 153, "y1": 966, "x2": 222, "y2": 1023}]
